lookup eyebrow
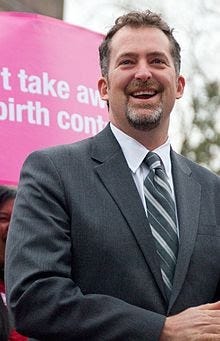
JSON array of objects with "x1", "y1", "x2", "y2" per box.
[
  {"x1": 116, "y1": 52, "x2": 138, "y2": 61},
  {"x1": 148, "y1": 51, "x2": 169, "y2": 58},
  {"x1": 116, "y1": 51, "x2": 169, "y2": 61}
]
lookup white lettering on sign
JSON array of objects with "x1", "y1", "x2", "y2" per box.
[
  {"x1": 57, "y1": 110, "x2": 107, "y2": 135},
  {"x1": 17, "y1": 69, "x2": 70, "y2": 99},
  {"x1": 0, "y1": 67, "x2": 12, "y2": 90},
  {"x1": 0, "y1": 97, "x2": 50, "y2": 126},
  {"x1": 76, "y1": 84, "x2": 106, "y2": 108}
]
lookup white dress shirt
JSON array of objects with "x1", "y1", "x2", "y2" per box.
[{"x1": 110, "y1": 123, "x2": 179, "y2": 235}]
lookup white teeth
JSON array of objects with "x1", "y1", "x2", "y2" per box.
[{"x1": 132, "y1": 90, "x2": 156, "y2": 96}]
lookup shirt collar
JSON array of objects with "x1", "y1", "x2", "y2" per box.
[{"x1": 110, "y1": 123, "x2": 172, "y2": 177}]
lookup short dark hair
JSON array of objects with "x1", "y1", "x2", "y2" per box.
[
  {"x1": 0, "y1": 186, "x2": 16, "y2": 208},
  {"x1": 99, "y1": 10, "x2": 181, "y2": 77}
]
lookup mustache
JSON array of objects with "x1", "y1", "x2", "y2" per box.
[{"x1": 125, "y1": 79, "x2": 163, "y2": 93}]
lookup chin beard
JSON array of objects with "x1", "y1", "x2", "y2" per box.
[{"x1": 126, "y1": 105, "x2": 162, "y2": 131}]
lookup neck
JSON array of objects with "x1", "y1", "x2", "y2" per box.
[
  {"x1": 114, "y1": 124, "x2": 168, "y2": 150},
  {"x1": 132, "y1": 130, "x2": 168, "y2": 150},
  {"x1": 110, "y1": 117, "x2": 169, "y2": 150}
]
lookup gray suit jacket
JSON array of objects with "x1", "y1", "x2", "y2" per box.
[{"x1": 5, "y1": 124, "x2": 220, "y2": 340}]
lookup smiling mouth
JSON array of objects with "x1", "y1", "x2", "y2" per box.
[{"x1": 130, "y1": 89, "x2": 158, "y2": 100}]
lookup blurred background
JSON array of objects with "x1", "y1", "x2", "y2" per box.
[{"x1": 0, "y1": 0, "x2": 219, "y2": 174}]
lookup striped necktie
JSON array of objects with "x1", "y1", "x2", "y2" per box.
[{"x1": 144, "y1": 151, "x2": 178, "y2": 300}]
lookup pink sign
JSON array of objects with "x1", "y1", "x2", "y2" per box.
[{"x1": 0, "y1": 12, "x2": 108, "y2": 185}]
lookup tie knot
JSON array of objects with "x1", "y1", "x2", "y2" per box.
[{"x1": 144, "y1": 151, "x2": 162, "y2": 171}]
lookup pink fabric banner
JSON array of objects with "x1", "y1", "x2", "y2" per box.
[{"x1": 0, "y1": 12, "x2": 108, "y2": 185}]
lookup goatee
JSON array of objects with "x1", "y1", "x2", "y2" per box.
[{"x1": 126, "y1": 105, "x2": 162, "y2": 131}]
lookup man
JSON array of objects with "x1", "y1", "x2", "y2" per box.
[
  {"x1": 5, "y1": 10, "x2": 220, "y2": 340},
  {"x1": 0, "y1": 185, "x2": 27, "y2": 340}
]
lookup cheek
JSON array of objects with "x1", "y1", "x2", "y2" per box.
[
  {"x1": 159, "y1": 72, "x2": 177, "y2": 86},
  {"x1": 162, "y1": 78, "x2": 180, "y2": 99},
  {"x1": 108, "y1": 70, "x2": 134, "y2": 91}
]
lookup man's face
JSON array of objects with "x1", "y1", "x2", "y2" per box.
[
  {"x1": 98, "y1": 26, "x2": 185, "y2": 137},
  {"x1": 0, "y1": 198, "x2": 14, "y2": 267}
]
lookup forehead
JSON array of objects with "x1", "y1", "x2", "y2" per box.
[{"x1": 109, "y1": 26, "x2": 172, "y2": 59}]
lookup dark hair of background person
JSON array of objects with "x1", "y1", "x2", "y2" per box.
[{"x1": 0, "y1": 186, "x2": 17, "y2": 207}]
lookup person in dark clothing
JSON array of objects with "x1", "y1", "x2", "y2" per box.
[{"x1": 0, "y1": 185, "x2": 27, "y2": 341}]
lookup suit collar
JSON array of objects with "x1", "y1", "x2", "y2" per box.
[{"x1": 110, "y1": 123, "x2": 172, "y2": 178}]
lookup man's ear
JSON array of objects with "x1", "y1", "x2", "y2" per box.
[
  {"x1": 98, "y1": 77, "x2": 109, "y2": 101},
  {"x1": 176, "y1": 75, "x2": 185, "y2": 99}
]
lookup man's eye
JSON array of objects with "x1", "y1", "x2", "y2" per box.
[
  {"x1": 152, "y1": 59, "x2": 165, "y2": 64},
  {"x1": 120, "y1": 60, "x2": 133, "y2": 65}
]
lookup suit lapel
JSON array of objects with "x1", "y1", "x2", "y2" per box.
[
  {"x1": 168, "y1": 151, "x2": 201, "y2": 311},
  {"x1": 91, "y1": 125, "x2": 167, "y2": 299}
]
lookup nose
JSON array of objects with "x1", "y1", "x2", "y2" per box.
[{"x1": 134, "y1": 62, "x2": 152, "y2": 81}]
